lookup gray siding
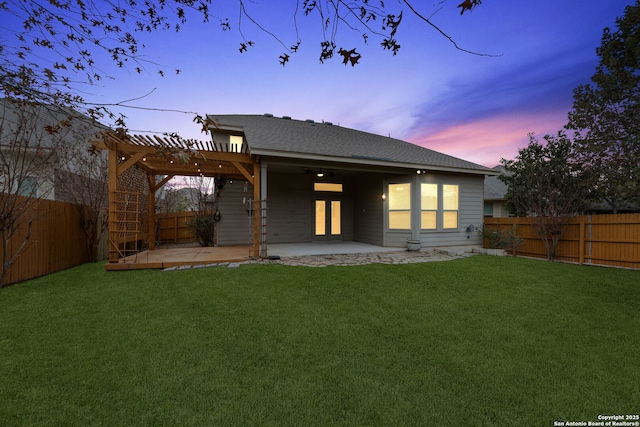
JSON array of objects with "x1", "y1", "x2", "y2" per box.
[
  {"x1": 385, "y1": 231, "x2": 412, "y2": 247},
  {"x1": 354, "y1": 173, "x2": 384, "y2": 245},
  {"x1": 267, "y1": 172, "x2": 313, "y2": 243},
  {"x1": 420, "y1": 174, "x2": 484, "y2": 248},
  {"x1": 382, "y1": 173, "x2": 484, "y2": 248},
  {"x1": 217, "y1": 168, "x2": 485, "y2": 248},
  {"x1": 216, "y1": 179, "x2": 255, "y2": 245},
  {"x1": 338, "y1": 179, "x2": 355, "y2": 241}
]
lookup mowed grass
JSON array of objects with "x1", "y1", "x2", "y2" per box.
[{"x1": 0, "y1": 256, "x2": 638, "y2": 426}]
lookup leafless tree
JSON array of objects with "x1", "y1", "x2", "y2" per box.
[
  {"x1": 0, "y1": 99, "x2": 61, "y2": 286},
  {"x1": 54, "y1": 122, "x2": 109, "y2": 262}
]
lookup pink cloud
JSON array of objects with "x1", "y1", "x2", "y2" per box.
[{"x1": 408, "y1": 110, "x2": 569, "y2": 167}]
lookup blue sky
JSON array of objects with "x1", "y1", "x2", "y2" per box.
[{"x1": 77, "y1": 0, "x2": 635, "y2": 167}]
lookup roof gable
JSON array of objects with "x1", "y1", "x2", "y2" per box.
[
  {"x1": 484, "y1": 165, "x2": 508, "y2": 200},
  {"x1": 208, "y1": 114, "x2": 492, "y2": 174}
]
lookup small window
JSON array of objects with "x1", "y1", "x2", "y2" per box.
[
  {"x1": 421, "y1": 183, "x2": 437, "y2": 229},
  {"x1": 314, "y1": 183, "x2": 343, "y2": 192},
  {"x1": 443, "y1": 184, "x2": 459, "y2": 229},
  {"x1": 484, "y1": 203, "x2": 494, "y2": 217},
  {"x1": 388, "y1": 183, "x2": 411, "y2": 230},
  {"x1": 229, "y1": 135, "x2": 243, "y2": 152},
  {"x1": 17, "y1": 176, "x2": 38, "y2": 197}
]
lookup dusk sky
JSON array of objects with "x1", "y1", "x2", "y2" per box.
[{"x1": 77, "y1": 0, "x2": 635, "y2": 167}]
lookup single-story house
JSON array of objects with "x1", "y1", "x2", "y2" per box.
[
  {"x1": 483, "y1": 165, "x2": 511, "y2": 218},
  {"x1": 207, "y1": 114, "x2": 497, "y2": 255}
]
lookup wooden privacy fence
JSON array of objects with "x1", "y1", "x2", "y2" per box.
[
  {"x1": 484, "y1": 213, "x2": 640, "y2": 269},
  {"x1": 156, "y1": 211, "x2": 198, "y2": 244},
  {"x1": 0, "y1": 197, "x2": 90, "y2": 286}
]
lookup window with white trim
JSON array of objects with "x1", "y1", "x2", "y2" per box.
[
  {"x1": 388, "y1": 183, "x2": 411, "y2": 229},
  {"x1": 443, "y1": 184, "x2": 459, "y2": 229},
  {"x1": 420, "y1": 183, "x2": 437, "y2": 229}
]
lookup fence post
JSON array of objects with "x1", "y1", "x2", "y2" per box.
[
  {"x1": 579, "y1": 218, "x2": 585, "y2": 265},
  {"x1": 174, "y1": 216, "x2": 178, "y2": 243}
]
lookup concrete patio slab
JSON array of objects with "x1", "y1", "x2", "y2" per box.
[{"x1": 267, "y1": 241, "x2": 405, "y2": 257}]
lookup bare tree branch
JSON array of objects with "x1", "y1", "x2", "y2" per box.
[{"x1": 401, "y1": 0, "x2": 500, "y2": 57}]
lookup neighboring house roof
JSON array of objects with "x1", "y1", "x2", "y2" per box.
[
  {"x1": 207, "y1": 114, "x2": 494, "y2": 175},
  {"x1": 484, "y1": 165, "x2": 508, "y2": 200}
]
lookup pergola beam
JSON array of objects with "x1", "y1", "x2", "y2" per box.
[
  {"x1": 117, "y1": 152, "x2": 147, "y2": 176},
  {"x1": 96, "y1": 130, "x2": 262, "y2": 264},
  {"x1": 151, "y1": 174, "x2": 175, "y2": 193},
  {"x1": 232, "y1": 161, "x2": 254, "y2": 183}
]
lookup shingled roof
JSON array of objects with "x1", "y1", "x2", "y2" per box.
[
  {"x1": 207, "y1": 114, "x2": 494, "y2": 175},
  {"x1": 484, "y1": 165, "x2": 508, "y2": 200}
]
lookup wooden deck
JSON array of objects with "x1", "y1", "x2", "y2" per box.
[{"x1": 105, "y1": 245, "x2": 254, "y2": 271}]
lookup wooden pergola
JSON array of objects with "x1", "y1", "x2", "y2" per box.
[{"x1": 94, "y1": 131, "x2": 262, "y2": 266}]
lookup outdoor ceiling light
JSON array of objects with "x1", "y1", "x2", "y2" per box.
[{"x1": 317, "y1": 169, "x2": 324, "y2": 178}]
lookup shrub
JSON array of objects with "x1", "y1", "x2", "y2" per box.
[
  {"x1": 482, "y1": 224, "x2": 523, "y2": 254},
  {"x1": 186, "y1": 214, "x2": 215, "y2": 247}
]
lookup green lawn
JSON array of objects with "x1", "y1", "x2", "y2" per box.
[{"x1": 0, "y1": 256, "x2": 638, "y2": 426}]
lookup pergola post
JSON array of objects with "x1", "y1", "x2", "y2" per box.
[
  {"x1": 107, "y1": 142, "x2": 119, "y2": 263},
  {"x1": 147, "y1": 174, "x2": 156, "y2": 250},
  {"x1": 252, "y1": 159, "x2": 261, "y2": 259}
]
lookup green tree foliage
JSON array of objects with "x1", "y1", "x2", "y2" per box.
[
  {"x1": 567, "y1": 0, "x2": 640, "y2": 212},
  {"x1": 500, "y1": 133, "x2": 593, "y2": 261}
]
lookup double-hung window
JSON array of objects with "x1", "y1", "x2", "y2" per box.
[
  {"x1": 443, "y1": 184, "x2": 459, "y2": 229},
  {"x1": 420, "y1": 183, "x2": 437, "y2": 229},
  {"x1": 388, "y1": 183, "x2": 411, "y2": 229}
]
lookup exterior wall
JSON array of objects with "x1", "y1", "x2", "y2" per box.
[
  {"x1": 217, "y1": 168, "x2": 485, "y2": 249},
  {"x1": 353, "y1": 173, "x2": 384, "y2": 246},
  {"x1": 340, "y1": 179, "x2": 355, "y2": 241},
  {"x1": 383, "y1": 174, "x2": 413, "y2": 247},
  {"x1": 266, "y1": 172, "x2": 313, "y2": 244},
  {"x1": 432, "y1": 174, "x2": 483, "y2": 247},
  {"x1": 383, "y1": 172, "x2": 485, "y2": 248},
  {"x1": 216, "y1": 179, "x2": 255, "y2": 245},
  {"x1": 265, "y1": 172, "x2": 357, "y2": 244},
  {"x1": 484, "y1": 200, "x2": 510, "y2": 218}
]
